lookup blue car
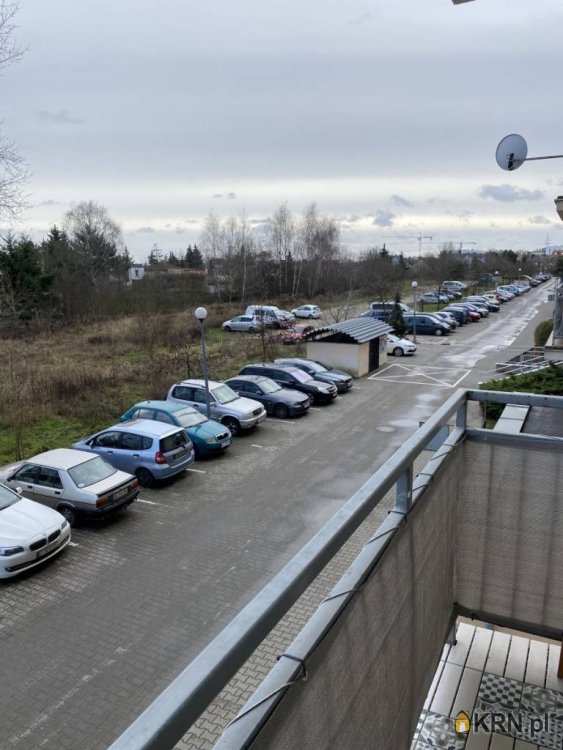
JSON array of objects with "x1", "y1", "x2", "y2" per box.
[
  {"x1": 119, "y1": 401, "x2": 232, "y2": 458},
  {"x1": 73, "y1": 419, "x2": 194, "y2": 486}
]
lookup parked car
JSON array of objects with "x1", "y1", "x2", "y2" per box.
[
  {"x1": 274, "y1": 357, "x2": 353, "y2": 393},
  {"x1": 222, "y1": 315, "x2": 263, "y2": 333},
  {"x1": 167, "y1": 379, "x2": 267, "y2": 436},
  {"x1": 282, "y1": 324, "x2": 315, "y2": 344},
  {"x1": 74, "y1": 421, "x2": 194, "y2": 487},
  {"x1": 0, "y1": 483, "x2": 71, "y2": 578},
  {"x1": 386, "y1": 334, "x2": 416, "y2": 356},
  {"x1": 119, "y1": 401, "x2": 232, "y2": 458},
  {"x1": 465, "y1": 295, "x2": 500, "y2": 312},
  {"x1": 225, "y1": 375, "x2": 310, "y2": 418},
  {"x1": 443, "y1": 306, "x2": 468, "y2": 325},
  {"x1": 403, "y1": 314, "x2": 450, "y2": 336},
  {"x1": 442, "y1": 280, "x2": 466, "y2": 291},
  {"x1": 245, "y1": 305, "x2": 294, "y2": 328},
  {"x1": 239, "y1": 364, "x2": 338, "y2": 404},
  {"x1": 462, "y1": 300, "x2": 489, "y2": 317},
  {"x1": 291, "y1": 304, "x2": 321, "y2": 319},
  {"x1": 498, "y1": 284, "x2": 521, "y2": 296},
  {"x1": 421, "y1": 292, "x2": 450, "y2": 305},
  {"x1": 496, "y1": 288, "x2": 514, "y2": 301},
  {"x1": 1, "y1": 448, "x2": 139, "y2": 526},
  {"x1": 369, "y1": 301, "x2": 412, "y2": 314},
  {"x1": 361, "y1": 309, "x2": 392, "y2": 322},
  {"x1": 434, "y1": 311, "x2": 458, "y2": 328},
  {"x1": 448, "y1": 304, "x2": 481, "y2": 322},
  {"x1": 484, "y1": 292, "x2": 505, "y2": 304}
]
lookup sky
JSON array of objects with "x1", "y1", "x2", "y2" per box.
[{"x1": 3, "y1": 0, "x2": 563, "y2": 260}]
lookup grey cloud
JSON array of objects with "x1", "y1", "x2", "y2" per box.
[
  {"x1": 37, "y1": 108, "x2": 83, "y2": 125},
  {"x1": 136, "y1": 226, "x2": 156, "y2": 233},
  {"x1": 372, "y1": 209, "x2": 395, "y2": 228},
  {"x1": 226, "y1": 192, "x2": 237, "y2": 200},
  {"x1": 212, "y1": 193, "x2": 223, "y2": 198},
  {"x1": 36, "y1": 199, "x2": 64, "y2": 207},
  {"x1": 528, "y1": 215, "x2": 551, "y2": 225},
  {"x1": 184, "y1": 218, "x2": 200, "y2": 225},
  {"x1": 479, "y1": 184, "x2": 544, "y2": 202},
  {"x1": 390, "y1": 194, "x2": 413, "y2": 209}
]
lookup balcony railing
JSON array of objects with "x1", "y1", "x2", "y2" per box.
[{"x1": 109, "y1": 389, "x2": 563, "y2": 750}]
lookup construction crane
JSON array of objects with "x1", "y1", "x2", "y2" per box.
[
  {"x1": 387, "y1": 233, "x2": 434, "y2": 257},
  {"x1": 457, "y1": 241, "x2": 477, "y2": 253}
]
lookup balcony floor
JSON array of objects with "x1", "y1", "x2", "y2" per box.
[{"x1": 413, "y1": 623, "x2": 563, "y2": 750}]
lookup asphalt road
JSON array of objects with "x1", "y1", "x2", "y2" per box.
[{"x1": 0, "y1": 282, "x2": 555, "y2": 750}]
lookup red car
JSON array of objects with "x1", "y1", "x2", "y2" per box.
[{"x1": 281, "y1": 324, "x2": 315, "y2": 345}]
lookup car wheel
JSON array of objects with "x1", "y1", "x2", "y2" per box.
[
  {"x1": 393, "y1": 347, "x2": 404, "y2": 357},
  {"x1": 435, "y1": 329, "x2": 443, "y2": 336},
  {"x1": 223, "y1": 417, "x2": 241, "y2": 436},
  {"x1": 224, "y1": 325, "x2": 232, "y2": 332},
  {"x1": 136, "y1": 467, "x2": 154, "y2": 487},
  {"x1": 249, "y1": 326, "x2": 256, "y2": 333},
  {"x1": 58, "y1": 504, "x2": 76, "y2": 527},
  {"x1": 274, "y1": 403, "x2": 289, "y2": 419}
]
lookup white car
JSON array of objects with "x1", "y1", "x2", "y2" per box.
[
  {"x1": 386, "y1": 334, "x2": 417, "y2": 356},
  {"x1": 291, "y1": 304, "x2": 321, "y2": 319},
  {"x1": 0, "y1": 483, "x2": 71, "y2": 579}
]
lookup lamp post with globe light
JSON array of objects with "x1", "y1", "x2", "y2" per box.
[
  {"x1": 411, "y1": 281, "x2": 418, "y2": 344},
  {"x1": 194, "y1": 307, "x2": 211, "y2": 419}
]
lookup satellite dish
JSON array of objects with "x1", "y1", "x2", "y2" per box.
[{"x1": 496, "y1": 133, "x2": 528, "y2": 171}]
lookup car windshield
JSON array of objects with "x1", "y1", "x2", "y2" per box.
[
  {"x1": 69, "y1": 456, "x2": 117, "y2": 488},
  {"x1": 176, "y1": 408, "x2": 207, "y2": 427},
  {"x1": 290, "y1": 369, "x2": 313, "y2": 383},
  {"x1": 0, "y1": 483, "x2": 19, "y2": 510},
  {"x1": 259, "y1": 378, "x2": 281, "y2": 394},
  {"x1": 308, "y1": 361, "x2": 327, "y2": 372},
  {"x1": 212, "y1": 384, "x2": 238, "y2": 404}
]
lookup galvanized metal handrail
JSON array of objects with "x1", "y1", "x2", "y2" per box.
[{"x1": 108, "y1": 388, "x2": 562, "y2": 750}]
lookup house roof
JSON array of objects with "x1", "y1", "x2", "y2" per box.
[{"x1": 305, "y1": 317, "x2": 393, "y2": 344}]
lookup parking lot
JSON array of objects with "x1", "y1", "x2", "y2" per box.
[{"x1": 0, "y1": 282, "x2": 555, "y2": 750}]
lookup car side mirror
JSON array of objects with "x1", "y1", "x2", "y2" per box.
[{"x1": 15, "y1": 486, "x2": 23, "y2": 495}]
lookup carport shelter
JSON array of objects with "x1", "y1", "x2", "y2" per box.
[{"x1": 304, "y1": 318, "x2": 393, "y2": 377}]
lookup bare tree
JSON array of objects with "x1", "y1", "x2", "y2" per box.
[{"x1": 0, "y1": 2, "x2": 26, "y2": 218}]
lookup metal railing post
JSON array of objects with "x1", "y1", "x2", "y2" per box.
[
  {"x1": 456, "y1": 399, "x2": 467, "y2": 431},
  {"x1": 395, "y1": 464, "x2": 413, "y2": 514}
]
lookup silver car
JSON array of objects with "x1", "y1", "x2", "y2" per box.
[
  {"x1": 1, "y1": 448, "x2": 139, "y2": 526},
  {"x1": 167, "y1": 379, "x2": 267, "y2": 436},
  {"x1": 222, "y1": 315, "x2": 263, "y2": 333}
]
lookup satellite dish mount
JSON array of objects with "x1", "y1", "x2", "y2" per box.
[{"x1": 496, "y1": 133, "x2": 563, "y2": 171}]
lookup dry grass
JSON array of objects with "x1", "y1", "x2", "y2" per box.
[{"x1": 0, "y1": 309, "x2": 290, "y2": 462}]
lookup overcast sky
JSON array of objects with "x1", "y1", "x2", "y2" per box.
[{"x1": 4, "y1": 0, "x2": 563, "y2": 260}]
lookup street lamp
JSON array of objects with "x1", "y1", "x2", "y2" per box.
[
  {"x1": 411, "y1": 280, "x2": 418, "y2": 344},
  {"x1": 194, "y1": 306, "x2": 211, "y2": 419}
]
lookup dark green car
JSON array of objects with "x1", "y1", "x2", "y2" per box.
[{"x1": 120, "y1": 401, "x2": 232, "y2": 458}]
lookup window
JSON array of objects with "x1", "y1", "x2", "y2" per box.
[
  {"x1": 287, "y1": 369, "x2": 312, "y2": 383},
  {"x1": 193, "y1": 389, "x2": 209, "y2": 404},
  {"x1": 242, "y1": 382, "x2": 260, "y2": 394},
  {"x1": 120, "y1": 432, "x2": 144, "y2": 451},
  {"x1": 176, "y1": 409, "x2": 206, "y2": 428},
  {"x1": 274, "y1": 370, "x2": 292, "y2": 382},
  {"x1": 160, "y1": 431, "x2": 188, "y2": 452},
  {"x1": 156, "y1": 411, "x2": 176, "y2": 425},
  {"x1": 0, "y1": 484, "x2": 19, "y2": 511},
  {"x1": 36, "y1": 467, "x2": 63, "y2": 489},
  {"x1": 13, "y1": 464, "x2": 42, "y2": 483},
  {"x1": 68, "y1": 457, "x2": 117, "y2": 488},
  {"x1": 94, "y1": 431, "x2": 121, "y2": 448},
  {"x1": 136, "y1": 408, "x2": 155, "y2": 420},
  {"x1": 211, "y1": 385, "x2": 237, "y2": 404},
  {"x1": 258, "y1": 378, "x2": 281, "y2": 394},
  {"x1": 172, "y1": 386, "x2": 194, "y2": 401}
]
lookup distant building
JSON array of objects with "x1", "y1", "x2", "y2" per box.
[
  {"x1": 128, "y1": 264, "x2": 145, "y2": 282},
  {"x1": 533, "y1": 243, "x2": 563, "y2": 256}
]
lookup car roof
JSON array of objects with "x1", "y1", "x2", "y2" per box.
[
  {"x1": 131, "y1": 400, "x2": 196, "y2": 414},
  {"x1": 227, "y1": 374, "x2": 269, "y2": 384},
  {"x1": 244, "y1": 362, "x2": 300, "y2": 374},
  {"x1": 104, "y1": 419, "x2": 183, "y2": 437},
  {"x1": 28, "y1": 448, "x2": 98, "y2": 470},
  {"x1": 176, "y1": 379, "x2": 228, "y2": 389}
]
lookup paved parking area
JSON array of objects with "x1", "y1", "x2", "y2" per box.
[
  {"x1": 369, "y1": 363, "x2": 471, "y2": 388},
  {"x1": 0, "y1": 283, "x2": 555, "y2": 750}
]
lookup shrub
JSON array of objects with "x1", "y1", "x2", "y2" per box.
[
  {"x1": 480, "y1": 363, "x2": 563, "y2": 420},
  {"x1": 534, "y1": 319, "x2": 553, "y2": 346}
]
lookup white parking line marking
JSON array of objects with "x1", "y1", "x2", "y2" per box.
[
  {"x1": 251, "y1": 444, "x2": 264, "y2": 449},
  {"x1": 68, "y1": 541, "x2": 80, "y2": 547},
  {"x1": 451, "y1": 370, "x2": 471, "y2": 388},
  {"x1": 309, "y1": 407, "x2": 322, "y2": 411},
  {"x1": 186, "y1": 467, "x2": 207, "y2": 474},
  {"x1": 137, "y1": 498, "x2": 162, "y2": 505}
]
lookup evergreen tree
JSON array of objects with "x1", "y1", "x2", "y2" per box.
[
  {"x1": 389, "y1": 292, "x2": 407, "y2": 337},
  {"x1": 0, "y1": 234, "x2": 54, "y2": 319}
]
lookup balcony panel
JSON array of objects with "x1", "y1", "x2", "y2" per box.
[{"x1": 456, "y1": 439, "x2": 563, "y2": 635}]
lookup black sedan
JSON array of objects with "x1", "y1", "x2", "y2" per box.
[
  {"x1": 225, "y1": 375, "x2": 310, "y2": 419},
  {"x1": 274, "y1": 357, "x2": 353, "y2": 393},
  {"x1": 239, "y1": 364, "x2": 338, "y2": 405}
]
